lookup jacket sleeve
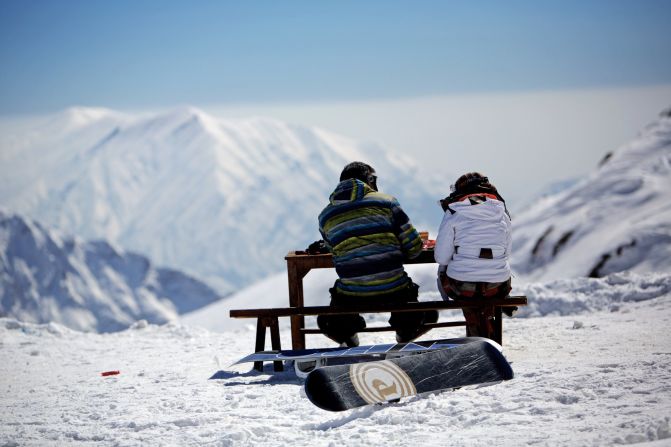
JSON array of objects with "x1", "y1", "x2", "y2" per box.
[
  {"x1": 319, "y1": 228, "x2": 333, "y2": 253},
  {"x1": 505, "y1": 213, "x2": 512, "y2": 258},
  {"x1": 318, "y1": 218, "x2": 333, "y2": 253},
  {"x1": 390, "y1": 199, "x2": 422, "y2": 260},
  {"x1": 434, "y1": 210, "x2": 456, "y2": 266}
]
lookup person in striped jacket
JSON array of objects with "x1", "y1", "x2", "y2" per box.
[{"x1": 317, "y1": 161, "x2": 438, "y2": 347}]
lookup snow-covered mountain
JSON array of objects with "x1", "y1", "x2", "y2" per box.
[
  {"x1": 512, "y1": 108, "x2": 671, "y2": 280},
  {"x1": 0, "y1": 210, "x2": 221, "y2": 332},
  {"x1": 0, "y1": 107, "x2": 446, "y2": 292}
]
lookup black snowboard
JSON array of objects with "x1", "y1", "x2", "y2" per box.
[
  {"x1": 304, "y1": 340, "x2": 513, "y2": 411},
  {"x1": 232, "y1": 337, "x2": 486, "y2": 366}
]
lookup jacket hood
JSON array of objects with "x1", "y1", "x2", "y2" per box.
[
  {"x1": 448, "y1": 195, "x2": 507, "y2": 221},
  {"x1": 329, "y1": 179, "x2": 375, "y2": 205},
  {"x1": 440, "y1": 184, "x2": 506, "y2": 211}
]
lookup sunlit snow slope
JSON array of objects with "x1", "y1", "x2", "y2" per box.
[
  {"x1": 512, "y1": 109, "x2": 671, "y2": 280},
  {"x1": 0, "y1": 210, "x2": 221, "y2": 332}
]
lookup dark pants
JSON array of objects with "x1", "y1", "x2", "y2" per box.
[
  {"x1": 317, "y1": 282, "x2": 438, "y2": 344},
  {"x1": 440, "y1": 275, "x2": 512, "y2": 338}
]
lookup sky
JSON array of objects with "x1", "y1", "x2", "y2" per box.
[
  {"x1": 1, "y1": 0, "x2": 670, "y2": 112},
  {"x1": 1, "y1": 0, "x2": 671, "y2": 206}
]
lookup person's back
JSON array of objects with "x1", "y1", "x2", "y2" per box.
[
  {"x1": 434, "y1": 173, "x2": 512, "y2": 338},
  {"x1": 317, "y1": 161, "x2": 436, "y2": 346},
  {"x1": 434, "y1": 190, "x2": 511, "y2": 283},
  {"x1": 319, "y1": 177, "x2": 422, "y2": 297}
]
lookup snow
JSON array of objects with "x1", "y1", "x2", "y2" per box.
[
  {"x1": 0, "y1": 210, "x2": 221, "y2": 332},
  {"x1": 512, "y1": 111, "x2": 671, "y2": 281},
  {"x1": 1, "y1": 271, "x2": 670, "y2": 446},
  {"x1": 2, "y1": 106, "x2": 671, "y2": 445},
  {"x1": 0, "y1": 106, "x2": 447, "y2": 292}
]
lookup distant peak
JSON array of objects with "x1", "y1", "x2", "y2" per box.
[
  {"x1": 60, "y1": 106, "x2": 117, "y2": 121},
  {"x1": 46, "y1": 106, "x2": 121, "y2": 131},
  {"x1": 164, "y1": 105, "x2": 210, "y2": 121},
  {"x1": 146, "y1": 105, "x2": 221, "y2": 131}
]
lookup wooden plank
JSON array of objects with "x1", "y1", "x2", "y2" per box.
[
  {"x1": 493, "y1": 306, "x2": 503, "y2": 345},
  {"x1": 285, "y1": 252, "x2": 334, "y2": 269},
  {"x1": 300, "y1": 321, "x2": 467, "y2": 334},
  {"x1": 230, "y1": 296, "x2": 528, "y2": 318},
  {"x1": 269, "y1": 318, "x2": 283, "y2": 372},
  {"x1": 284, "y1": 249, "x2": 435, "y2": 266},
  {"x1": 286, "y1": 258, "x2": 307, "y2": 349},
  {"x1": 253, "y1": 320, "x2": 267, "y2": 371},
  {"x1": 405, "y1": 250, "x2": 437, "y2": 264}
]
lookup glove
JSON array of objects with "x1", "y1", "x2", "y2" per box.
[{"x1": 306, "y1": 240, "x2": 329, "y2": 255}]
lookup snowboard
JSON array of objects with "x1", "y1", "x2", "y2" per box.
[
  {"x1": 303, "y1": 340, "x2": 513, "y2": 411},
  {"x1": 232, "y1": 337, "x2": 492, "y2": 376}
]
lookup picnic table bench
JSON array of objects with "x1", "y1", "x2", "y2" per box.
[{"x1": 230, "y1": 250, "x2": 527, "y2": 371}]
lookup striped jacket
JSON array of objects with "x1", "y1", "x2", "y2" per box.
[{"x1": 318, "y1": 179, "x2": 422, "y2": 297}]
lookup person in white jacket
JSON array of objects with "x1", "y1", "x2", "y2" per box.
[{"x1": 434, "y1": 172, "x2": 512, "y2": 338}]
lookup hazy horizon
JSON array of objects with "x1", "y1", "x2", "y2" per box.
[
  {"x1": 4, "y1": 84, "x2": 666, "y2": 212},
  {"x1": 2, "y1": 0, "x2": 670, "y2": 210}
]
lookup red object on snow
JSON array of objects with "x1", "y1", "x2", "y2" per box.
[{"x1": 101, "y1": 370, "x2": 120, "y2": 377}]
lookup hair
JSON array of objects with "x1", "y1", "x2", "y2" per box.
[
  {"x1": 440, "y1": 172, "x2": 508, "y2": 215},
  {"x1": 339, "y1": 161, "x2": 377, "y2": 190},
  {"x1": 339, "y1": 161, "x2": 374, "y2": 182},
  {"x1": 453, "y1": 172, "x2": 497, "y2": 195}
]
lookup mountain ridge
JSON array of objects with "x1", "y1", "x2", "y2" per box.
[
  {"x1": 0, "y1": 106, "x2": 447, "y2": 292},
  {"x1": 511, "y1": 109, "x2": 671, "y2": 280},
  {"x1": 0, "y1": 209, "x2": 222, "y2": 332}
]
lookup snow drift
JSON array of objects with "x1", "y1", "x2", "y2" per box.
[
  {"x1": 3, "y1": 270, "x2": 671, "y2": 446},
  {"x1": 0, "y1": 210, "x2": 221, "y2": 332}
]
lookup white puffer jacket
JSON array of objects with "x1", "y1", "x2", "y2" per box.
[{"x1": 434, "y1": 194, "x2": 511, "y2": 283}]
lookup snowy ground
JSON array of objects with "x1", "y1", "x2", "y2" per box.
[{"x1": 1, "y1": 273, "x2": 670, "y2": 446}]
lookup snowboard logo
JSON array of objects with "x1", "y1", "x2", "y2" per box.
[{"x1": 350, "y1": 360, "x2": 417, "y2": 404}]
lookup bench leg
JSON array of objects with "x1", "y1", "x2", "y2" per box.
[
  {"x1": 493, "y1": 307, "x2": 503, "y2": 346},
  {"x1": 254, "y1": 317, "x2": 283, "y2": 372},
  {"x1": 269, "y1": 318, "x2": 283, "y2": 372},
  {"x1": 290, "y1": 315, "x2": 306, "y2": 350},
  {"x1": 254, "y1": 319, "x2": 267, "y2": 372}
]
